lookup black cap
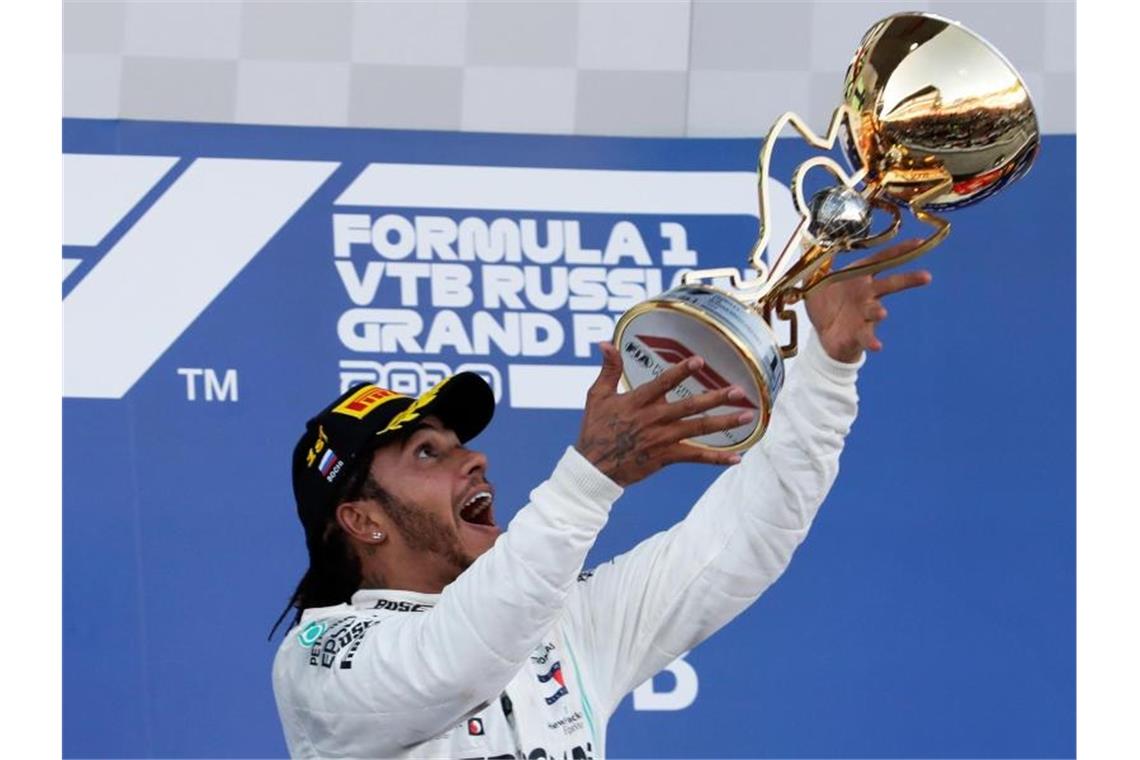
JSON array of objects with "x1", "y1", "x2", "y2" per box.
[{"x1": 291, "y1": 373, "x2": 495, "y2": 536}]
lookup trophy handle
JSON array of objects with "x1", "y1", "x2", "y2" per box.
[
  {"x1": 776, "y1": 301, "x2": 799, "y2": 359},
  {"x1": 680, "y1": 266, "x2": 771, "y2": 295},
  {"x1": 751, "y1": 106, "x2": 859, "y2": 276},
  {"x1": 755, "y1": 296, "x2": 801, "y2": 359},
  {"x1": 684, "y1": 105, "x2": 857, "y2": 288}
]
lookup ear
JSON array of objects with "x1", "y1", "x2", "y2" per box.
[{"x1": 335, "y1": 500, "x2": 388, "y2": 545}]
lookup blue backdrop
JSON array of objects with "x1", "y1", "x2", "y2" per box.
[{"x1": 62, "y1": 118, "x2": 1074, "y2": 758}]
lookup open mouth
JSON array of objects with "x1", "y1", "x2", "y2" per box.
[{"x1": 458, "y1": 489, "x2": 496, "y2": 528}]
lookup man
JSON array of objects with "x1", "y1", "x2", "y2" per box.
[{"x1": 272, "y1": 247, "x2": 931, "y2": 759}]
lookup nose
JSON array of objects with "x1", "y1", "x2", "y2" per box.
[{"x1": 461, "y1": 447, "x2": 488, "y2": 480}]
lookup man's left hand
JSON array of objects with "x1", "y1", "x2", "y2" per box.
[{"x1": 805, "y1": 240, "x2": 934, "y2": 363}]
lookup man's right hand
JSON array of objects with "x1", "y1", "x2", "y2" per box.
[{"x1": 575, "y1": 342, "x2": 752, "y2": 487}]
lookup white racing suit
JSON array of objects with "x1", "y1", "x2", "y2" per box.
[{"x1": 272, "y1": 333, "x2": 862, "y2": 759}]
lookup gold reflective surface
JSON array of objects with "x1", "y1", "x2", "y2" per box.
[{"x1": 843, "y1": 13, "x2": 1039, "y2": 209}]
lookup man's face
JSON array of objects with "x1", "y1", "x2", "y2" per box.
[{"x1": 367, "y1": 416, "x2": 500, "y2": 585}]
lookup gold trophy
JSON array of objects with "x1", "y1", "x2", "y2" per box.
[{"x1": 614, "y1": 12, "x2": 1040, "y2": 451}]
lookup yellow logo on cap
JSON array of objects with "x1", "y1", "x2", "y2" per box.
[
  {"x1": 333, "y1": 385, "x2": 403, "y2": 420},
  {"x1": 385, "y1": 378, "x2": 450, "y2": 432}
]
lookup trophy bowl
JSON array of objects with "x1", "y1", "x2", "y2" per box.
[{"x1": 842, "y1": 13, "x2": 1039, "y2": 210}]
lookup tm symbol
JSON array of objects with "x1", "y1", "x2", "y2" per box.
[{"x1": 176, "y1": 368, "x2": 239, "y2": 402}]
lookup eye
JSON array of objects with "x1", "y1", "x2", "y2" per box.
[{"x1": 414, "y1": 442, "x2": 437, "y2": 461}]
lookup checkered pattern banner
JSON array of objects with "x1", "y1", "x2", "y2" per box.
[{"x1": 64, "y1": 0, "x2": 1074, "y2": 136}]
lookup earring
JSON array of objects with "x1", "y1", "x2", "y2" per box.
[{"x1": 371, "y1": 531, "x2": 384, "y2": 541}]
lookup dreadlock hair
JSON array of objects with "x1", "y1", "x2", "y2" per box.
[{"x1": 269, "y1": 456, "x2": 389, "y2": 640}]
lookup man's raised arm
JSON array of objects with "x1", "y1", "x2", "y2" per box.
[{"x1": 563, "y1": 243, "x2": 933, "y2": 718}]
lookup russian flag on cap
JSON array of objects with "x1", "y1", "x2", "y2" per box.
[{"x1": 318, "y1": 448, "x2": 339, "y2": 477}]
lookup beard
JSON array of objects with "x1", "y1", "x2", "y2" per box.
[{"x1": 378, "y1": 491, "x2": 472, "y2": 578}]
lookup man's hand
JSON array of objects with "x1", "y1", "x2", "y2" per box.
[
  {"x1": 805, "y1": 240, "x2": 934, "y2": 363},
  {"x1": 576, "y1": 343, "x2": 750, "y2": 487}
]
